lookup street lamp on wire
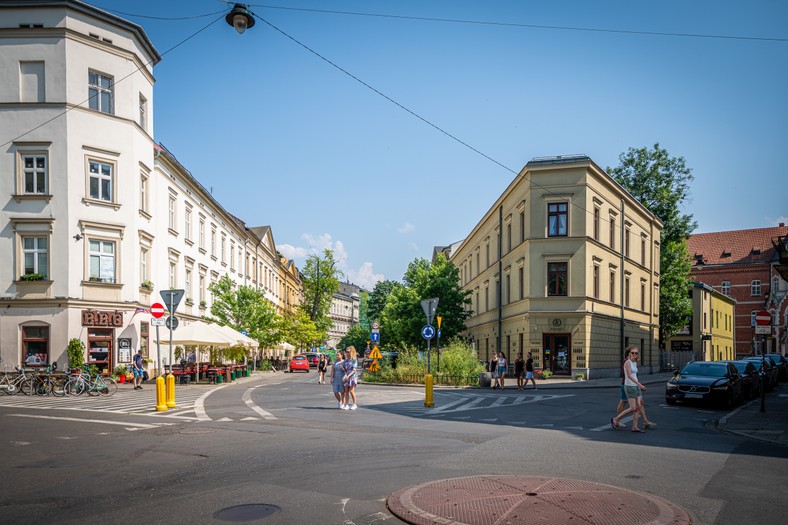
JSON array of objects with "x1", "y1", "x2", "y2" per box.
[{"x1": 226, "y1": 4, "x2": 255, "y2": 34}]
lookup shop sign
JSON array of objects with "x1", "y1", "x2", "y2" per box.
[{"x1": 81, "y1": 309, "x2": 124, "y2": 327}]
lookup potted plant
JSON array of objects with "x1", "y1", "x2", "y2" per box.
[
  {"x1": 541, "y1": 370, "x2": 553, "y2": 380},
  {"x1": 199, "y1": 300, "x2": 207, "y2": 309},
  {"x1": 141, "y1": 280, "x2": 154, "y2": 291},
  {"x1": 67, "y1": 338, "x2": 85, "y2": 372},
  {"x1": 114, "y1": 364, "x2": 128, "y2": 383},
  {"x1": 20, "y1": 272, "x2": 45, "y2": 281},
  {"x1": 574, "y1": 372, "x2": 586, "y2": 381}
]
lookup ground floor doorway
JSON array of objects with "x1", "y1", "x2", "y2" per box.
[{"x1": 542, "y1": 333, "x2": 571, "y2": 375}]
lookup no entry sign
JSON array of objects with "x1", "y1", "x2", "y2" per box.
[
  {"x1": 150, "y1": 302, "x2": 166, "y2": 319},
  {"x1": 755, "y1": 311, "x2": 772, "y2": 326}
]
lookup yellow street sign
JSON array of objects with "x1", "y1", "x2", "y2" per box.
[
  {"x1": 369, "y1": 346, "x2": 382, "y2": 359},
  {"x1": 368, "y1": 360, "x2": 381, "y2": 372}
]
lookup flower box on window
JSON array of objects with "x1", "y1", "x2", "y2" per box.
[{"x1": 20, "y1": 273, "x2": 45, "y2": 281}]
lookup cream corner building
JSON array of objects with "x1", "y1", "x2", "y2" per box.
[
  {"x1": 666, "y1": 282, "x2": 736, "y2": 363},
  {"x1": 449, "y1": 155, "x2": 662, "y2": 379}
]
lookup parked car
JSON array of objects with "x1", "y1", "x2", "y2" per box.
[
  {"x1": 723, "y1": 360, "x2": 761, "y2": 400},
  {"x1": 302, "y1": 352, "x2": 323, "y2": 368},
  {"x1": 289, "y1": 355, "x2": 310, "y2": 373},
  {"x1": 665, "y1": 361, "x2": 742, "y2": 408},
  {"x1": 742, "y1": 356, "x2": 778, "y2": 392},
  {"x1": 764, "y1": 354, "x2": 788, "y2": 382}
]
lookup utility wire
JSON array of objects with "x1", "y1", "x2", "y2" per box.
[
  {"x1": 1, "y1": 14, "x2": 225, "y2": 149},
  {"x1": 247, "y1": 4, "x2": 788, "y2": 44}
]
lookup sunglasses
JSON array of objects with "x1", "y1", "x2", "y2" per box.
[{"x1": 631, "y1": 352, "x2": 639, "y2": 356}]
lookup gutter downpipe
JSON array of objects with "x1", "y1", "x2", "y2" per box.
[
  {"x1": 620, "y1": 198, "x2": 626, "y2": 370},
  {"x1": 498, "y1": 204, "x2": 503, "y2": 359}
]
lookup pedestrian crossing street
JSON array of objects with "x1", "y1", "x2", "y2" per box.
[{"x1": 0, "y1": 386, "x2": 210, "y2": 420}]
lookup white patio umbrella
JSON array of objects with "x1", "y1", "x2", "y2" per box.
[
  {"x1": 212, "y1": 324, "x2": 259, "y2": 348},
  {"x1": 153, "y1": 321, "x2": 237, "y2": 379}
]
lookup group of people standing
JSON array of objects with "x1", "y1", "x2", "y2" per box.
[
  {"x1": 488, "y1": 351, "x2": 537, "y2": 391},
  {"x1": 325, "y1": 347, "x2": 359, "y2": 410}
]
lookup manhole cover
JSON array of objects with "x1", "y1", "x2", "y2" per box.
[
  {"x1": 214, "y1": 504, "x2": 281, "y2": 522},
  {"x1": 388, "y1": 475, "x2": 692, "y2": 525}
]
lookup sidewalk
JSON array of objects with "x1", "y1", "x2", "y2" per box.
[{"x1": 717, "y1": 383, "x2": 788, "y2": 446}]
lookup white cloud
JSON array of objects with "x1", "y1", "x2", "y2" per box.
[
  {"x1": 408, "y1": 242, "x2": 419, "y2": 251},
  {"x1": 769, "y1": 215, "x2": 788, "y2": 226},
  {"x1": 278, "y1": 233, "x2": 384, "y2": 289},
  {"x1": 398, "y1": 222, "x2": 415, "y2": 234}
]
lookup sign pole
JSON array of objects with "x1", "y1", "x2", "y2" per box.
[{"x1": 156, "y1": 324, "x2": 161, "y2": 377}]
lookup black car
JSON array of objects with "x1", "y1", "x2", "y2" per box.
[
  {"x1": 665, "y1": 361, "x2": 742, "y2": 408},
  {"x1": 723, "y1": 360, "x2": 761, "y2": 400},
  {"x1": 764, "y1": 354, "x2": 788, "y2": 382},
  {"x1": 742, "y1": 356, "x2": 778, "y2": 392}
]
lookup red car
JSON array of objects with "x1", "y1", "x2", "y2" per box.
[{"x1": 289, "y1": 355, "x2": 310, "y2": 373}]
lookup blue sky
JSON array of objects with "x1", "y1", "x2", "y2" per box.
[{"x1": 89, "y1": 1, "x2": 787, "y2": 290}]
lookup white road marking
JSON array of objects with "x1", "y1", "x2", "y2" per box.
[
  {"x1": 591, "y1": 414, "x2": 632, "y2": 431},
  {"x1": 243, "y1": 387, "x2": 277, "y2": 420},
  {"x1": 193, "y1": 383, "x2": 229, "y2": 421},
  {"x1": 7, "y1": 413, "x2": 162, "y2": 429}
]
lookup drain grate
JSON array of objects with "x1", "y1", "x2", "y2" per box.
[{"x1": 214, "y1": 504, "x2": 282, "y2": 522}]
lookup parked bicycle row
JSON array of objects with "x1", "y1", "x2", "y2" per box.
[{"x1": 0, "y1": 367, "x2": 117, "y2": 397}]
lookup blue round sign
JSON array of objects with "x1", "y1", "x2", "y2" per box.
[{"x1": 421, "y1": 324, "x2": 436, "y2": 340}]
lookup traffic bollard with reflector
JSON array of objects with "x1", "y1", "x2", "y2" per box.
[
  {"x1": 424, "y1": 373, "x2": 434, "y2": 407},
  {"x1": 166, "y1": 373, "x2": 176, "y2": 408},
  {"x1": 155, "y1": 375, "x2": 168, "y2": 411}
]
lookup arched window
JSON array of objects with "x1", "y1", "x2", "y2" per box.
[
  {"x1": 772, "y1": 275, "x2": 780, "y2": 293},
  {"x1": 751, "y1": 311, "x2": 758, "y2": 326},
  {"x1": 751, "y1": 280, "x2": 761, "y2": 296},
  {"x1": 721, "y1": 281, "x2": 730, "y2": 296}
]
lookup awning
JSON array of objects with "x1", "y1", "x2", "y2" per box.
[
  {"x1": 153, "y1": 321, "x2": 236, "y2": 347},
  {"x1": 212, "y1": 324, "x2": 259, "y2": 348}
]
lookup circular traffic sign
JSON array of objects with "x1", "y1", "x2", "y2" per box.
[
  {"x1": 165, "y1": 316, "x2": 179, "y2": 330},
  {"x1": 372, "y1": 321, "x2": 380, "y2": 330},
  {"x1": 755, "y1": 311, "x2": 772, "y2": 326},
  {"x1": 150, "y1": 302, "x2": 166, "y2": 319},
  {"x1": 421, "y1": 324, "x2": 435, "y2": 340}
]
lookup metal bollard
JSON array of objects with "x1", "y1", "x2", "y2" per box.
[
  {"x1": 424, "y1": 373, "x2": 434, "y2": 407},
  {"x1": 155, "y1": 375, "x2": 168, "y2": 411},
  {"x1": 166, "y1": 373, "x2": 176, "y2": 408}
]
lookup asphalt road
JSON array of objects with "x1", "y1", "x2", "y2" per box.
[{"x1": 1, "y1": 371, "x2": 786, "y2": 524}]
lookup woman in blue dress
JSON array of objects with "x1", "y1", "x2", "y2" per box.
[{"x1": 341, "y1": 346, "x2": 358, "y2": 410}]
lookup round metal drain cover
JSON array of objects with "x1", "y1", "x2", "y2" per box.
[
  {"x1": 388, "y1": 475, "x2": 692, "y2": 525},
  {"x1": 214, "y1": 504, "x2": 282, "y2": 522}
]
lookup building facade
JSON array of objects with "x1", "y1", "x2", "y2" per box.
[
  {"x1": 666, "y1": 282, "x2": 736, "y2": 363},
  {"x1": 450, "y1": 155, "x2": 662, "y2": 379},
  {"x1": 326, "y1": 281, "x2": 363, "y2": 349},
  {"x1": 0, "y1": 1, "x2": 297, "y2": 374},
  {"x1": 687, "y1": 224, "x2": 788, "y2": 357}
]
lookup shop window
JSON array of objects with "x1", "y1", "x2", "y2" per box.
[
  {"x1": 88, "y1": 328, "x2": 113, "y2": 373},
  {"x1": 23, "y1": 325, "x2": 49, "y2": 366}
]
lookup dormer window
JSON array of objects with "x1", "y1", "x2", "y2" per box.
[
  {"x1": 752, "y1": 248, "x2": 761, "y2": 255},
  {"x1": 721, "y1": 251, "x2": 731, "y2": 258}
]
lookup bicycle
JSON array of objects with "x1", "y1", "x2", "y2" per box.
[
  {"x1": 65, "y1": 371, "x2": 117, "y2": 396},
  {"x1": 0, "y1": 367, "x2": 35, "y2": 395}
]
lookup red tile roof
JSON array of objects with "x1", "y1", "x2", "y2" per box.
[{"x1": 687, "y1": 224, "x2": 788, "y2": 266}]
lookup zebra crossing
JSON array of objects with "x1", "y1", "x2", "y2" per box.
[{"x1": 0, "y1": 385, "x2": 212, "y2": 420}]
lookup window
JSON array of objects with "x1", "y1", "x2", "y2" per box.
[
  {"x1": 139, "y1": 174, "x2": 148, "y2": 213},
  {"x1": 485, "y1": 243, "x2": 489, "y2": 267},
  {"x1": 230, "y1": 242, "x2": 235, "y2": 270},
  {"x1": 593, "y1": 207, "x2": 600, "y2": 240},
  {"x1": 221, "y1": 235, "x2": 226, "y2": 264},
  {"x1": 22, "y1": 326, "x2": 49, "y2": 365},
  {"x1": 506, "y1": 224, "x2": 512, "y2": 253},
  {"x1": 641, "y1": 238, "x2": 647, "y2": 266},
  {"x1": 476, "y1": 252, "x2": 480, "y2": 275},
  {"x1": 610, "y1": 270, "x2": 616, "y2": 303},
  {"x1": 547, "y1": 262, "x2": 567, "y2": 296},
  {"x1": 168, "y1": 196, "x2": 176, "y2": 230},
  {"x1": 547, "y1": 202, "x2": 568, "y2": 237},
  {"x1": 89, "y1": 240, "x2": 115, "y2": 283},
  {"x1": 20, "y1": 61, "x2": 46, "y2": 103},
  {"x1": 22, "y1": 154, "x2": 47, "y2": 194},
  {"x1": 88, "y1": 71, "x2": 113, "y2": 114},
  {"x1": 624, "y1": 276, "x2": 630, "y2": 307},
  {"x1": 23, "y1": 236, "x2": 48, "y2": 279},
  {"x1": 485, "y1": 285, "x2": 489, "y2": 311},
  {"x1": 721, "y1": 281, "x2": 730, "y2": 296},
  {"x1": 138, "y1": 93, "x2": 147, "y2": 130},
  {"x1": 593, "y1": 265, "x2": 599, "y2": 299},
  {"x1": 199, "y1": 274, "x2": 206, "y2": 303},
  {"x1": 211, "y1": 227, "x2": 217, "y2": 257},
  {"x1": 751, "y1": 311, "x2": 758, "y2": 326},
  {"x1": 624, "y1": 228, "x2": 630, "y2": 258},
  {"x1": 772, "y1": 276, "x2": 780, "y2": 293},
  {"x1": 751, "y1": 280, "x2": 761, "y2": 296},
  {"x1": 199, "y1": 219, "x2": 205, "y2": 250},
  {"x1": 609, "y1": 216, "x2": 616, "y2": 250},
  {"x1": 185, "y1": 268, "x2": 192, "y2": 301},
  {"x1": 519, "y1": 266, "x2": 524, "y2": 300},
  {"x1": 640, "y1": 281, "x2": 646, "y2": 311},
  {"x1": 169, "y1": 262, "x2": 176, "y2": 289},
  {"x1": 184, "y1": 207, "x2": 192, "y2": 242},
  {"x1": 505, "y1": 273, "x2": 511, "y2": 304},
  {"x1": 520, "y1": 211, "x2": 525, "y2": 243},
  {"x1": 88, "y1": 160, "x2": 112, "y2": 201},
  {"x1": 140, "y1": 247, "x2": 149, "y2": 284}
]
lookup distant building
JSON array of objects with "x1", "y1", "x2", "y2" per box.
[
  {"x1": 326, "y1": 282, "x2": 364, "y2": 348},
  {"x1": 449, "y1": 155, "x2": 662, "y2": 379},
  {"x1": 687, "y1": 224, "x2": 788, "y2": 357},
  {"x1": 666, "y1": 282, "x2": 736, "y2": 364}
]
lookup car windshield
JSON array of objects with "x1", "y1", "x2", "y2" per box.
[
  {"x1": 681, "y1": 363, "x2": 726, "y2": 377},
  {"x1": 293, "y1": 356, "x2": 305, "y2": 360},
  {"x1": 729, "y1": 362, "x2": 751, "y2": 373}
]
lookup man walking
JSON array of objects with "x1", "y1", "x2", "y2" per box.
[
  {"x1": 525, "y1": 352, "x2": 537, "y2": 390},
  {"x1": 132, "y1": 350, "x2": 144, "y2": 390}
]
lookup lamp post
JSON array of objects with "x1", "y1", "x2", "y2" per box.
[{"x1": 225, "y1": 4, "x2": 255, "y2": 34}]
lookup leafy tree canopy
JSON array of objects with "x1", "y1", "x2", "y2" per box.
[
  {"x1": 607, "y1": 143, "x2": 695, "y2": 341},
  {"x1": 299, "y1": 249, "x2": 342, "y2": 337},
  {"x1": 207, "y1": 274, "x2": 279, "y2": 347},
  {"x1": 280, "y1": 307, "x2": 321, "y2": 353},
  {"x1": 338, "y1": 324, "x2": 370, "y2": 353}
]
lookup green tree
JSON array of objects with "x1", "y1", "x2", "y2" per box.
[
  {"x1": 367, "y1": 280, "x2": 402, "y2": 328},
  {"x1": 357, "y1": 290, "x2": 371, "y2": 331},
  {"x1": 382, "y1": 254, "x2": 472, "y2": 348},
  {"x1": 280, "y1": 307, "x2": 321, "y2": 353},
  {"x1": 300, "y1": 249, "x2": 342, "y2": 337},
  {"x1": 207, "y1": 274, "x2": 279, "y2": 348},
  {"x1": 607, "y1": 143, "x2": 695, "y2": 342},
  {"x1": 338, "y1": 324, "x2": 370, "y2": 352}
]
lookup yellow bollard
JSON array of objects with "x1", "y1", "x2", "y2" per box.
[
  {"x1": 166, "y1": 373, "x2": 176, "y2": 408},
  {"x1": 424, "y1": 373, "x2": 434, "y2": 407},
  {"x1": 155, "y1": 375, "x2": 168, "y2": 411}
]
